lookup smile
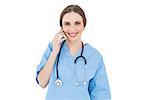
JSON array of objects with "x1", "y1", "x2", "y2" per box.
[{"x1": 68, "y1": 32, "x2": 78, "y2": 37}]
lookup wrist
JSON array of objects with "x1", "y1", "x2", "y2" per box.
[{"x1": 51, "y1": 50, "x2": 58, "y2": 56}]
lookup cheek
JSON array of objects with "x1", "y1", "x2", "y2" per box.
[
  {"x1": 62, "y1": 27, "x2": 70, "y2": 36},
  {"x1": 62, "y1": 26, "x2": 69, "y2": 32},
  {"x1": 62, "y1": 25, "x2": 67, "y2": 30},
  {"x1": 77, "y1": 23, "x2": 84, "y2": 31},
  {"x1": 77, "y1": 26, "x2": 84, "y2": 31}
]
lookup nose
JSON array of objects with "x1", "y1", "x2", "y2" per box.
[{"x1": 69, "y1": 25, "x2": 76, "y2": 32}]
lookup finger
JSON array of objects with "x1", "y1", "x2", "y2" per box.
[
  {"x1": 56, "y1": 29, "x2": 64, "y2": 35},
  {"x1": 54, "y1": 30, "x2": 64, "y2": 40},
  {"x1": 58, "y1": 31, "x2": 67, "y2": 40},
  {"x1": 55, "y1": 33, "x2": 64, "y2": 41},
  {"x1": 60, "y1": 38, "x2": 66, "y2": 43},
  {"x1": 57, "y1": 34, "x2": 64, "y2": 40},
  {"x1": 59, "y1": 38, "x2": 66, "y2": 43}
]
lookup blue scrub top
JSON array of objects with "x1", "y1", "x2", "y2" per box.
[{"x1": 36, "y1": 41, "x2": 111, "y2": 100}]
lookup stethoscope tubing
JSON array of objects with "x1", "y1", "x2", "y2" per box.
[{"x1": 56, "y1": 40, "x2": 87, "y2": 80}]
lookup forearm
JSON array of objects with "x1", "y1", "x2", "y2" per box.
[{"x1": 37, "y1": 51, "x2": 57, "y2": 88}]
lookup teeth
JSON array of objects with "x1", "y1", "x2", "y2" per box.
[{"x1": 69, "y1": 33, "x2": 77, "y2": 37}]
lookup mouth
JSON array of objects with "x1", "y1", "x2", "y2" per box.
[{"x1": 68, "y1": 32, "x2": 78, "y2": 37}]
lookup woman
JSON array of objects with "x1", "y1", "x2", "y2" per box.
[{"x1": 36, "y1": 5, "x2": 111, "y2": 100}]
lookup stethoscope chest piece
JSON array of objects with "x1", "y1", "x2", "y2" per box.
[
  {"x1": 55, "y1": 79, "x2": 62, "y2": 87},
  {"x1": 55, "y1": 41, "x2": 87, "y2": 87}
]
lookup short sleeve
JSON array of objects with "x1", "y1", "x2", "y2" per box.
[
  {"x1": 36, "y1": 42, "x2": 53, "y2": 84},
  {"x1": 88, "y1": 56, "x2": 111, "y2": 100}
]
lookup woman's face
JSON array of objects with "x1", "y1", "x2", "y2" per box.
[{"x1": 62, "y1": 12, "x2": 84, "y2": 42}]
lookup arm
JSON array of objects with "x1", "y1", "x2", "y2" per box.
[
  {"x1": 36, "y1": 30, "x2": 67, "y2": 88},
  {"x1": 88, "y1": 58, "x2": 111, "y2": 100},
  {"x1": 37, "y1": 51, "x2": 57, "y2": 88}
]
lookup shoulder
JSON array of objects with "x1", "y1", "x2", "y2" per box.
[
  {"x1": 43, "y1": 42, "x2": 53, "y2": 58},
  {"x1": 84, "y1": 43, "x2": 103, "y2": 61},
  {"x1": 44, "y1": 42, "x2": 53, "y2": 53}
]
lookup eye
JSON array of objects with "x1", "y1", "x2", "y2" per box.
[
  {"x1": 64, "y1": 22, "x2": 70, "y2": 25},
  {"x1": 75, "y1": 21, "x2": 81, "y2": 25}
]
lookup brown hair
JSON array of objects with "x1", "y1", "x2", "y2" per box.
[{"x1": 60, "y1": 5, "x2": 87, "y2": 27}]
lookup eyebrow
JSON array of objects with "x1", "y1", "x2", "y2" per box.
[
  {"x1": 64, "y1": 21, "x2": 70, "y2": 24},
  {"x1": 64, "y1": 20, "x2": 81, "y2": 23},
  {"x1": 75, "y1": 21, "x2": 81, "y2": 23}
]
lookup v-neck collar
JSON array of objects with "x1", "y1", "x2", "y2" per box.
[{"x1": 63, "y1": 41, "x2": 83, "y2": 59}]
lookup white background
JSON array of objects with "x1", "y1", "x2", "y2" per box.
[{"x1": 0, "y1": 0, "x2": 150, "y2": 100}]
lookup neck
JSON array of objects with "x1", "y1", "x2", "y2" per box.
[{"x1": 66, "y1": 40, "x2": 82, "y2": 56}]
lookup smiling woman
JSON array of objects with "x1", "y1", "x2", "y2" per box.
[
  {"x1": 60, "y1": 5, "x2": 86, "y2": 43},
  {"x1": 36, "y1": 5, "x2": 111, "y2": 100},
  {"x1": 62, "y1": 12, "x2": 84, "y2": 41}
]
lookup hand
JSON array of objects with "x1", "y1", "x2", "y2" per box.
[{"x1": 52, "y1": 29, "x2": 67, "y2": 54}]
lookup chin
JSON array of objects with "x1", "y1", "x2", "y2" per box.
[
  {"x1": 67, "y1": 38, "x2": 77, "y2": 42},
  {"x1": 65, "y1": 32, "x2": 81, "y2": 42}
]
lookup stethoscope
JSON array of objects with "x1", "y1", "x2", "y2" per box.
[{"x1": 55, "y1": 40, "x2": 87, "y2": 87}]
